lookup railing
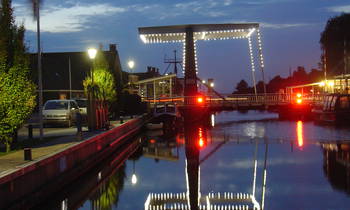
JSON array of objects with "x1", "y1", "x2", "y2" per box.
[{"x1": 142, "y1": 93, "x2": 327, "y2": 107}]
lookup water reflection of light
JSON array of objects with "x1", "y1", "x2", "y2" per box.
[
  {"x1": 198, "y1": 127, "x2": 205, "y2": 148},
  {"x1": 297, "y1": 121, "x2": 304, "y2": 148},
  {"x1": 131, "y1": 174, "x2": 137, "y2": 185},
  {"x1": 211, "y1": 114, "x2": 215, "y2": 127}
]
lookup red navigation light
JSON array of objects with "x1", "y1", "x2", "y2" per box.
[
  {"x1": 296, "y1": 99, "x2": 302, "y2": 104},
  {"x1": 199, "y1": 138, "x2": 204, "y2": 147},
  {"x1": 197, "y1": 97, "x2": 204, "y2": 104}
]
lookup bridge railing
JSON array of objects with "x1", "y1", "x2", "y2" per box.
[{"x1": 141, "y1": 93, "x2": 327, "y2": 107}]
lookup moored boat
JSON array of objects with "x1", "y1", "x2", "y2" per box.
[{"x1": 312, "y1": 94, "x2": 350, "y2": 124}]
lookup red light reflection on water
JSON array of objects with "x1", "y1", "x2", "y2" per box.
[
  {"x1": 198, "y1": 127, "x2": 204, "y2": 148},
  {"x1": 297, "y1": 120, "x2": 304, "y2": 148}
]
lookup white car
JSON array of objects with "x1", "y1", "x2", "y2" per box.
[
  {"x1": 43, "y1": 100, "x2": 80, "y2": 127},
  {"x1": 73, "y1": 98, "x2": 87, "y2": 115}
]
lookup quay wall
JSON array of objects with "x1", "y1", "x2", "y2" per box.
[{"x1": 0, "y1": 115, "x2": 150, "y2": 209}]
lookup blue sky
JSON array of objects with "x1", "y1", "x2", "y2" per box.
[{"x1": 12, "y1": 0, "x2": 350, "y2": 93}]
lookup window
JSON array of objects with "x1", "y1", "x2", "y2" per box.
[
  {"x1": 70, "y1": 101, "x2": 78, "y2": 109},
  {"x1": 44, "y1": 101, "x2": 68, "y2": 110}
]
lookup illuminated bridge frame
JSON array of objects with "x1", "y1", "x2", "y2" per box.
[{"x1": 139, "y1": 23, "x2": 266, "y2": 96}]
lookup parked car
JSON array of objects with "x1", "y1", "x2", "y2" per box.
[
  {"x1": 73, "y1": 98, "x2": 87, "y2": 115},
  {"x1": 43, "y1": 99, "x2": 80, "y2": 127},
  {"x1": 73, "y1": 98, "x2": 88, "y2": 123}
]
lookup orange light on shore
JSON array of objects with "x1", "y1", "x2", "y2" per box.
[
  {"x1": 197, "y1": 97, "x2": 203, "y2": 103},
  {"x1": 297, "y1": 120, "x2": 304, "y2": 148}
]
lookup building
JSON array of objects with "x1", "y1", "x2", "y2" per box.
[{"x1": 29, "y1": 44, "x2": 125, "y2": 102}]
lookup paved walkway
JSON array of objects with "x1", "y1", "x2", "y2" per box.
[{"x1": 0, "y1": 119, "x2": 131, "y2": 178}]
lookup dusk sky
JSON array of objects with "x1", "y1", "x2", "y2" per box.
[{"x1": 12, "y1": 0, "x2": 350, "y2": 93}]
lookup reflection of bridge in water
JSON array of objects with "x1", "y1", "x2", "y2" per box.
[{"x1": 144, "y1": 117, "x2": 269, "y2": 210}]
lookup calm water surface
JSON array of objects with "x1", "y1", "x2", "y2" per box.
[{"x1": 38, "y1": 111, "x2": 350, "y2": 210}]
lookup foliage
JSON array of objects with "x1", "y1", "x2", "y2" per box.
[
  {"x1": 0, "y1": 0, "x2": 36, "y2": 152},
  {"x1": 233, "y1": 67, "x2": 324, "y2": 94},
  {"x1": 90, "y1": 164, "x2": 126, "y2": 209},
  {"x1": 0, "y1": 65, "x2": 36, "y2": 152},
  {"x1": 233, "y1": 80, "x2": 249, "y2": 94},
  {"x1": 83, "y1": 50, "x2": 117, "y2": 102},
  {"x1": 320, "y1": 13, "x2": 350, "y2": 76}
]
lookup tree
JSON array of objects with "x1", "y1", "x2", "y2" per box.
[
  {"x1": 83, "y1": 50, "x2": 117, "y2": 103},
  {"x1": 320, "y1": 13, "x2": 350, "y2": 76},
  {"x1": 233, "y1": 79, "x2": 250, "y2": 94},
  {"x1": 0, "y1": 0, "x2": 36, "y2": 152}
]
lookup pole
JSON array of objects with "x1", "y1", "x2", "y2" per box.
[
  {"x1": 248, "y1": 37, "x2": 257, "y2": 97},
  {"x1": 36, "y1": 0, "x2": 43, "y2": 140},
  {"x1": 69, "y1": 56, "x2": 72, "y2": 99}
]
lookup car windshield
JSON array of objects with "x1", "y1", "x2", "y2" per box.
[
  {"x1": 44, "y1": 101, "x2": 68, "y2": 110},
  {"x1": 75, "y1": 100, "x2": 87, "y2": 108}
]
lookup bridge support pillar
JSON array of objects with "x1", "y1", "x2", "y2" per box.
[{"x1": 184, "y1": 27, "x2": 198, "y2": 101}]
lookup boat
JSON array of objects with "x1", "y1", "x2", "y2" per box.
[
  {"x1": 312, "y1": 94, "x2": 350, "y2": 123},
  {"x1": 147, "y1": 103, "x2": 181, "y2": 130}
]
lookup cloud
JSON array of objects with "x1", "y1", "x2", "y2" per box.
[
  {"x1": 14, "y1": 3, "x2": 127, "y2": 33},
  {"x1": 327, "y1": 5, "x2": 350, "y2": 13},
  {"x1": 261, "y1": 22, "x2": 313, "y2": 29},
  {"x1": 217, "y1": 157, "x2": 314, "y2": 169}
]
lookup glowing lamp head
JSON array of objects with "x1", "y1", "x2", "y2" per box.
[
  {"x1": 296, "y1": 93, "x2": 302, "y2": 98},
  {"x1": 210, "y1": 83, "x2": 214, "y2": 87},
  {"x1": 128, "y1": 60, "x2": 135, "y2": 69},
  {"x1": 296, "y1": 99, "x2": 302, "y2": 104},
  {"x1": 87, "y1": 48, "x2": 97, "y2": 59}
]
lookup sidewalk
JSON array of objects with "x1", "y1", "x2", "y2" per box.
[{"x1": 0, "y1": 119, "x2": 130, "y2": 178}]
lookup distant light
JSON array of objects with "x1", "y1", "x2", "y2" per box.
[
  {"x1": 296, "y1": 93, "x2": 302, "y2": 98},
  {"x1": 128, "y1": 60, "x2": 135, "y2": 69},
  {"x1": 87, "y1": 48, "x2": 97, "y2": 59},
  {"x1": 319, "y1": 81, "x2": 325, "y2": 87},
  {"x1": 210, "y1": 83, "x2": 214, "y2": 87},
  {"x1": 296, "y1": 99, "x2": 302, "y2": 104},
  {"x1": 197, "y1": 97, "x2": 203, "y2": 103},
  {"x1": 202, "y1": 80, "x2": 206, "y2": 84},
  {"x1": 131, "y1": 174, "x2": 137, "y2": 185},
  {"x1": 327, "y1": 81, "x2": 334, "y2": 87},
  {"x1": 150, "y1": 139, "x2": 156, "y2": 144}
]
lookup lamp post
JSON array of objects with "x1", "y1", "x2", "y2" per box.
[{"x1": 87, "y1": 48, "x2": 97, "y2": 131}]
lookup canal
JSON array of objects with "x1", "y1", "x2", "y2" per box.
[{"x1": 32, "y1": 111, "x2": 350, "y2": 210}]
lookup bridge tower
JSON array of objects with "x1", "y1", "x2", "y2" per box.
[
  {"x1": 138, "y1": 23, "x2": 267, "y2": 112},
  {"x1": 184, "y1": 27, "x2": 198, "y2": 98}
]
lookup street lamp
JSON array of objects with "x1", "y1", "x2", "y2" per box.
[
  {"x1": 87, "y1": 48, "x2": 97, "y2": 131},
  {"x1": 128, "y1": 60, "x2": 135, "y2": 71}
]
